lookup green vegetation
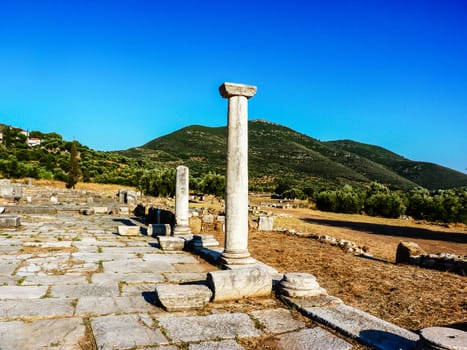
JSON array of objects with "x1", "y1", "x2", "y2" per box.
[{"x1": 1, "y1": 120, "x2": 466, "y2": 223}]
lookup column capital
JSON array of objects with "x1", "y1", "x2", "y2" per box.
[{"x1": 219, "y1": 82, "x2": 257, "y2": 99}]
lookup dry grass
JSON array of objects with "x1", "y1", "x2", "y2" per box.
[{"x1": 210, "y1": 206, "x2": 467, "y2": 332}]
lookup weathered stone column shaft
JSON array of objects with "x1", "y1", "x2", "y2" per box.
[
  {"x1": 173, "y1": 165, "x2": 191, "y2": 235},
  {"x1": 219, "y1": 82, "x2": 257, "y2": 265},
  {"x1": 224, "y1": 95, "x2": 249, "y2": 256}
]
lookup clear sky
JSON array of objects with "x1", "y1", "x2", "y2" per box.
[{"x1": 0, "y1": 0, "x2": 466, "y2": 173}]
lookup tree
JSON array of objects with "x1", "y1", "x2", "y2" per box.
[{"x1": 66, "y1": 141, "x2": 80, "y2": 189}]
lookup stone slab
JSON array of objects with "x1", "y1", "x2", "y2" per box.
[
  {"x1": 250, "y1": 308, "x2": 305, "y2": 334},
  {"x1": 158, "y1": 236, "x2": 185, "y2": 251},
  {"x1": 155, "y1": 284, "x2": 212, "y2": 311},
  {"x1": 189, "y1": 340, "x2": 245, "y2": 350},
  {"x1": 117, "y1": 225, "x2": 141, "y2": 236},
  {"x1": 143, "y1": 253, "x2": 198, "y2": 264},
  {"x1": 158, "y1": 312, "x2": 262, "y2": 342},
  {"x1": 103, "y1": 259, "x2": 176, "y2": 273},
  {"x1": 278, "y1": 327, "x2": 352, "y2": 350},
  {"x1": 163, "y1": 272, "x2": 207, "y2": 283},
  {"x1": 75, "y1": 296, "x2": 162, "y2": 315},
  {"x1": 299, "y1": 303, "x2": 419, "y2": 350},
  {"x1": 0, "y1": 262, "x2": 18, "y2": 276},
  {"x1": 51, "y1": 284, "x2": 119, "y2": 298},
  {"x1": 207, "y1": 267, "x2": 272, "y2": 301},
  {"x1": 22, "y1": 274, "x2": 88, "y2": 286},
  {"x1": 91, "y1": 314, "x2": 168, "y2": 350},
  {"x1": 0, "y1": 317, "x2": 85, "y2": 350},
  {"x1": 0, "y1": 215, "x2": 20, "y2": 227},
  {"x1": 0, "y1": 285, "x2": 48, "y2": 299},
  {"x1": 91, "y1": 272, "x2": 165, "y2": 284},
  {"x1": 0, "y1": 298, "x2": 75, "y2": 319}
]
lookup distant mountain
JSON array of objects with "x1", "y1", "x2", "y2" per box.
[{"x1": 118, "y1": 120, "x2": 467, "y2": 190}]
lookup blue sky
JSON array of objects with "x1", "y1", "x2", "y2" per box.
[{"x1": 0, "y1": 0, "x2": 466, "y2": 173}]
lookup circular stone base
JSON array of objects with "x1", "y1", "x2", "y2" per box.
[{"x1": 418, "y1": 327, "x2": 467, "y2": 350}]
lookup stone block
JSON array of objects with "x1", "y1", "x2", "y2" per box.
[
  {"x1": 157, "y1": 312, "x2": 261, "y2": 342},
  {"x1": 278, "y1": 327, "x2": 352, "y2": 350},
  {"x1": 396, "y1": 241, "x2": 426, "y2": 264},
  {"x1": 93, "y1": 206, "x2": 109, "y2": 214},
  {"x1": 155, "y1": 284, "x2": 212, "y2": 311},
  {"x1": 148, "y1": 224, "x2": 171, "y2": 236},
  {"x1": 117, "y1": 225, "x2": 141, "y2": 236},
  {"x1": 258, "y1": 216, "x2": 274, "y2": 231},
  {"x1": 203, "y1": 214, "x2": 214, "y2": 224},
  {"x1": 0, "y1": 215, "x2": 20, "y2": 227},
  {"x1": 79, "y1": 208, "x2": 95, "y2": 215},
  {"x1": 158, "y1": 236, "x2": 185, "y2": 251},
  {"x1": 207, "y1": 267, "x2": 272, "y2": 301}
]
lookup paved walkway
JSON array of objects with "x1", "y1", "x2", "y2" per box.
[{"x1": 0, "y1": 211, "x2": 358, "y2": 350}]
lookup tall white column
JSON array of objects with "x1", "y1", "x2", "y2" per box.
[
  {"x1": 219, "y1": 82, "x2": 257, "y2": 265},
  {"x1": 173, "y1": 165, "x2": 191, "y2": 235}
]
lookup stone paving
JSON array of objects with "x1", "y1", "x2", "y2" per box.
[{"x1": 0, "y1": 211, "x2": 359, "y2": 350}]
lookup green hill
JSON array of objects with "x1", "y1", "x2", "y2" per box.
[{"x1": 121, "y1": 120, "x2": 466, "y2": 190}]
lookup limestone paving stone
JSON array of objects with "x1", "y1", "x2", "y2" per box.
[
  {"x1": 278, "y1": 327, "x2": 352, "y2": 350},
  {"x1": 120, "y1": 283, "x2": 160, "y2": 297},
  {"x1": 91, "y1": 314, "x2": 168, "y2": 349},
  {"x1": 163, "y1": 272, "x2": 207, "y2": 283},
  {"x1": 75, "y1": 296, "x2": 162, "y2": 315},
  {"x1": 101, "y1": 246, "x2": 157, "y2": 254},
  {"x1": 0, "y1": 298, "x2": 75, "y2": 319},
  {"x1": 189, "y1": 340, "x2": 245, "y2": 350},
  {"x1": 103, "y1": 258, "x2": 176, "y2": 273},
  {"x1": 51, "y1": 284, "x2": 119, "y2": 298},
  {"x1": 0, "y1": 262, "x2": 18, "y2": 276},
  {"x1": 300, "y1": 303, "x2": 419, "y2": 350},
  {"x1": 91, "y1": 272, "x2": 165, "y2": 284},
  {"x1": 0, "y1": 317, "x2": 85, "y2": 350},
  {"x1": 143, "y1": 252, "x2": 199, "y2": 264},
  {"x1": 158, "y1": 312, "x2": 262, "y2": 342},
  {"x1": 71, "y1": 251, "x2": 137, "y2": 262},
  {"x1": 21, "y1": 274, "x2": 88, "y2": 286},
  {"x1": 250, "y1": 308, "x2": 305, "y2": 334},
  {"x1": 0, "y1": 285, "x2": 48, "y2": 299}
]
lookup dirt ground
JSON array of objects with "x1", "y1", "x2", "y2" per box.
[{"x1": 239, "y1": 207, "x2": 467, "y2": 332}]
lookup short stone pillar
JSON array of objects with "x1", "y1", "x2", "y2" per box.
[
  {"x1": 173, "y1": 165, "x2": 191, "y2": 235},
  {"x1": 219, "y1": 82, "x2": 257, "y2": 265}
]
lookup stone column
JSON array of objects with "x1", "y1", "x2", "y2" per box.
[
  {"x1": 173, "y1": 165, "x2": 191, "y2": 235},
  {"x1": 219, "y1": 82, "x2": 257, "y2": 265}
]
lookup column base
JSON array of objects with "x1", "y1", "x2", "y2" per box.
[
  {"x1": 219, "y1": 250, "x2": 257, "y2": 266},
  {"x1": 173, "y1": 224, "x2": 192, "y2": 235}
]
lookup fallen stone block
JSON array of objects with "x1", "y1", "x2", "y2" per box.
[
  {"x1": 396, "y1": 241, "x2": 426, "y2": 264},
  {"x1": 0, "y1": 215, "x2": 20, "y2": 227},
  {"x1": 148, "y1": 224, "x2": 171, "y2": 236},
  {"x1": 93, "y1": 206, "x2": 109, "y2": 214},
  {"x1": 258, "y1": 216, "x2": 275, "y2": 231},
  {"x1": 207, "y1": 267, "x2": 272, "y2": 302},
  {"x1": 117, "y1": 225, "x2": 141, "y2": 236},
  {"x1": 158, "y1": 236, "x2": 185, "y2": 251},
  {"x1": 155, "y1": 284, "x2": 212, "y2": 311}
]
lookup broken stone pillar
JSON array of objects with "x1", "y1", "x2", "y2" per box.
[
  {"x1": 173, "y1": 165, "x2": 191, "y2": 235},
  {"x1": 219, "y1": 82, "x2": 257, "y2": 266}
]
